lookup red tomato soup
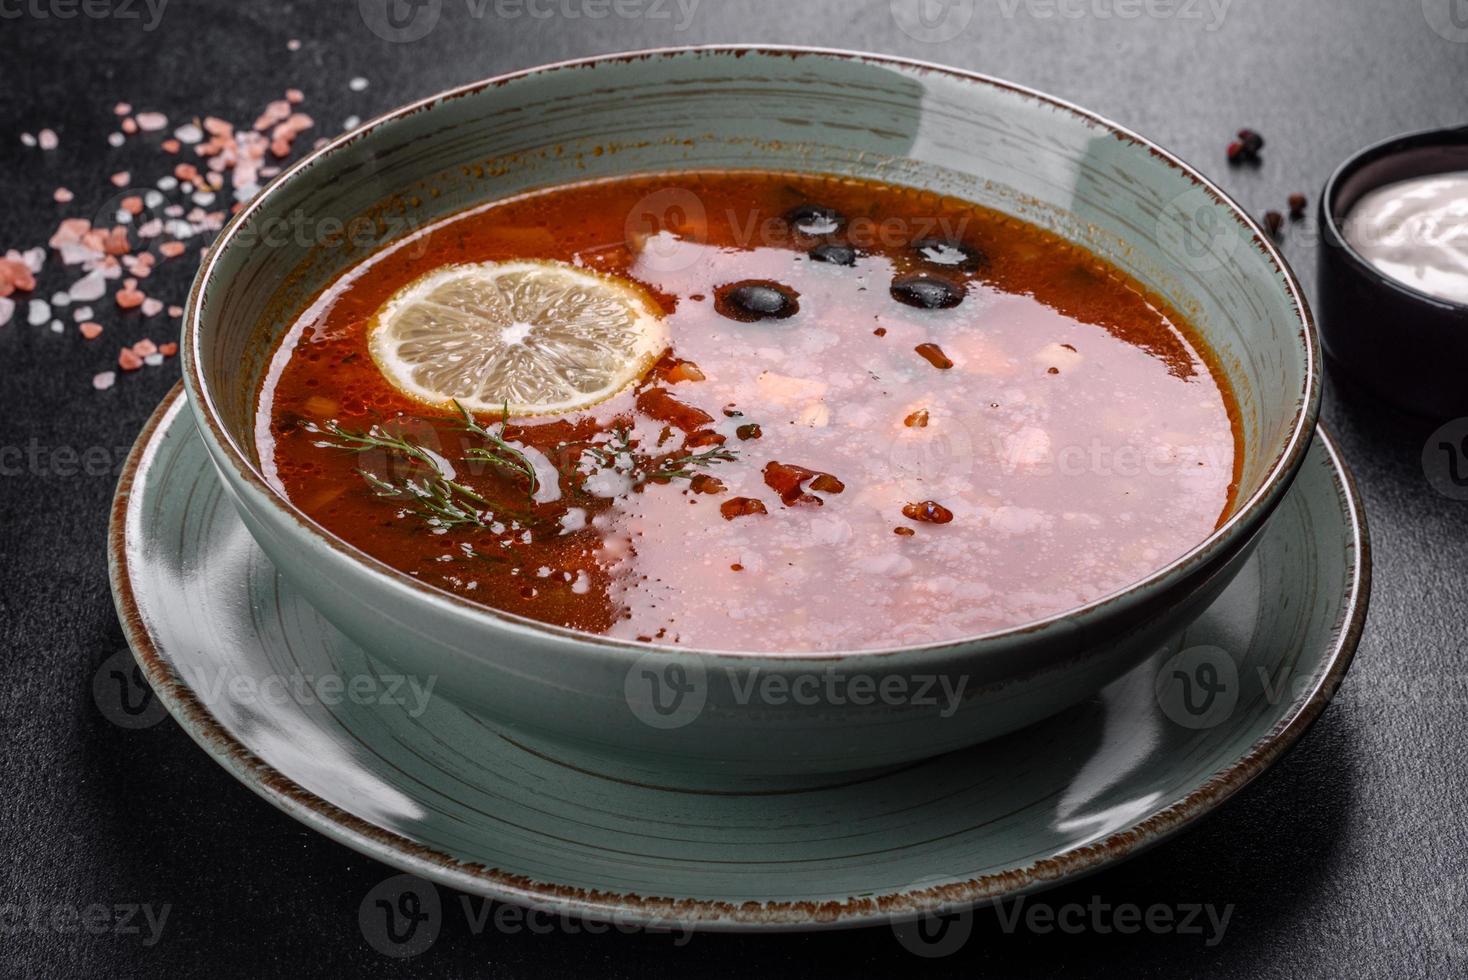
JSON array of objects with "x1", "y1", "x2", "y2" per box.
[{"x1": 256, "y1": 171, "x2": 1241, "y2": 652}]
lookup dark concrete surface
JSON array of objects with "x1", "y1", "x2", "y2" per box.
[{"x1": 1, "y1": 1, "x2": 1465, "y2": 975}]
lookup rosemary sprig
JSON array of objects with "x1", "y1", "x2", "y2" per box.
[
  {"x1": 644, "y1": 445, "x2": 739, "y2": 483},
  {"x1": 307, "y1": 419, "x2": 443, "y2": 472},
  {"x1": 306, "y1": 419, "x2": 494, "y2": 529},
  {"x1": 360, "y1": 469, "x2": 491, "y2": 530},
  {"x1": 580, "y1": 426, "x2": 739, "y2": 487},
  {"x1": 308, "y1": 402, "x2": 743, "y2": 536},
  {"x1": 582, "y1": 427, "x2": 635, "y2": 471},
  {"x1": 453, "y1": 400, "x2": 540, "y2": 496}
]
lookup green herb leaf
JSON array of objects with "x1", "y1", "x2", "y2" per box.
[
  {"x1": 644, "y1": 445, "x2": 739, "y2": 483},
  {"x1": 306, "y1": 418, "x2": 495, "y2": 529},
  {"x1": 454, "y1": 400, "x2": 540, "y2": 496},
  {"x1": 579, "y1": 426, "x2": 739, "y2": 487}
]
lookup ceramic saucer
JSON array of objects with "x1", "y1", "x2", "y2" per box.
[{"x1": 109, "y1": 386, "x2": 1368, "y2": 931}]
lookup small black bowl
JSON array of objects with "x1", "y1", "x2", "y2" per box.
[{"x1": 1318, "y1": 125, "x2": 1468, "y2": 419}]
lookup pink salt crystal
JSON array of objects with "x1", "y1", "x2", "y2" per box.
[
  {"x1": 113, "y1": 102, "x2": 131, "y2": 116},
  {"x1": 121, "y1": 117, "x2": 138, "y2": 134},
  {"x1": 53, "y1": 188, "x2": 73, "y2": 203},
  {"x1": 158, "y1": 241, "x2": 185, "y2": 258},
  {"x1": 9, "y1": 248, "x2": 44, "y2": 274},
  {"x1": 0, "y1": 297, "x2": 13, "y2": 327},
  {"x1": 254, "y1": 101, "x2": 291, "y2": 131},
  {"x1": 286, "y1": 88, "x2": 304, "y2": 104},
  {"x1": 0, "y1": 258, "x2": 37, "y2": 294},
  {"x1": 159, "y1": 341, "x2": 178, "y2": 357},
  {"x1": 58, "y1": 243, "x2": 102, "y2": 265},
  {"x1": 203, "y1": 116, "x2": 232, "y2": 136},
  {"x1": 287, "y1": 38, "x2": 301, "y2": 51},
  {"x1": 133, "y1": 338, "x2": 158, "y2": 356},
  {"x1": 80, "y1": 321, "x2": 103, "y2": 339},
  {"x1": 38, "y1": 129, "x2": 58, "y2": 150},
  {"x1": 93, "y1": 371, "x2": 116, "y2": 390},
  {"x1": 115, "y1": 285, "x2": 145, "y2": 310},
  {"x1": 102, "y1": 227, "x2": 130, "y2": 255},
  {"x1": 166, "y1": 306, "x2": 183, "y2": 319},
  {"x1": 141, "y1": 298, "x2": 163, "y2": 317},
  {"x1": 118, "y1": 348, "x2": 143, "y2": 371},
  {"x1": 110, "y1": 171, "x2": 131, "y2": 187},
  {"x1": 68, "y1": 270, "x2": 107, "y2": 302},
  {"x1": 135, "y1": 112, "x2": 168, "y2": 132},
  {"x1": 160, "y1": 139, "x2": 180, "y2": 154}
]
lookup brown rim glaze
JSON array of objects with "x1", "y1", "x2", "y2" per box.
[
  {"x1": 182, "y1": 45, "x2": 1322, "y2": 661},
  {"x1": 109, "y1": 384, "x2": 1367, "y2": 930}
]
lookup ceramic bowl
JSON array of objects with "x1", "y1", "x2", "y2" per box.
[
  {"x1": 181, "y1": 47, "x2": 1319, "y2": 781},
  {"x1": 1318, "y1": 125, "x2": 1468, "y2": 419}
]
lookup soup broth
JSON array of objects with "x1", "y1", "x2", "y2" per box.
[{"x1": 257, "y1": 171, "x2": 1241, "y2": 652}]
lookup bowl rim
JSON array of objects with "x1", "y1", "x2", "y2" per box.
[
  {"x1": 1319, "y1": 123, "x2": 1468, "y2": 315},
  {"x1": 183, "y1": 44, "x2": 1321, "y2": 661}
]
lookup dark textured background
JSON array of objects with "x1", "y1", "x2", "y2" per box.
[{"x1": 2, "y1": 0, "x2": 1466, "y2": 975}]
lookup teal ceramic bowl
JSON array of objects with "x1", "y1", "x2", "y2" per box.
[{"x1": 182, "y1": 47, "x2": 1319, "y2": 781}]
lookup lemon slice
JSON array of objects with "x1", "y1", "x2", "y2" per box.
[{"x1": 367, "y1": 259, "x2": 666, "y2": 416}]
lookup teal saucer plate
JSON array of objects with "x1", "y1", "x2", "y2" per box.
[{"x1": 109, "y1": 386, "x2": 1368, "y2": 931}]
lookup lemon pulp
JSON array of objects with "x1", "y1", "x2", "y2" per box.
[{"x1": 367, "y1": 259, "x2": 667, "y2": 416}]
